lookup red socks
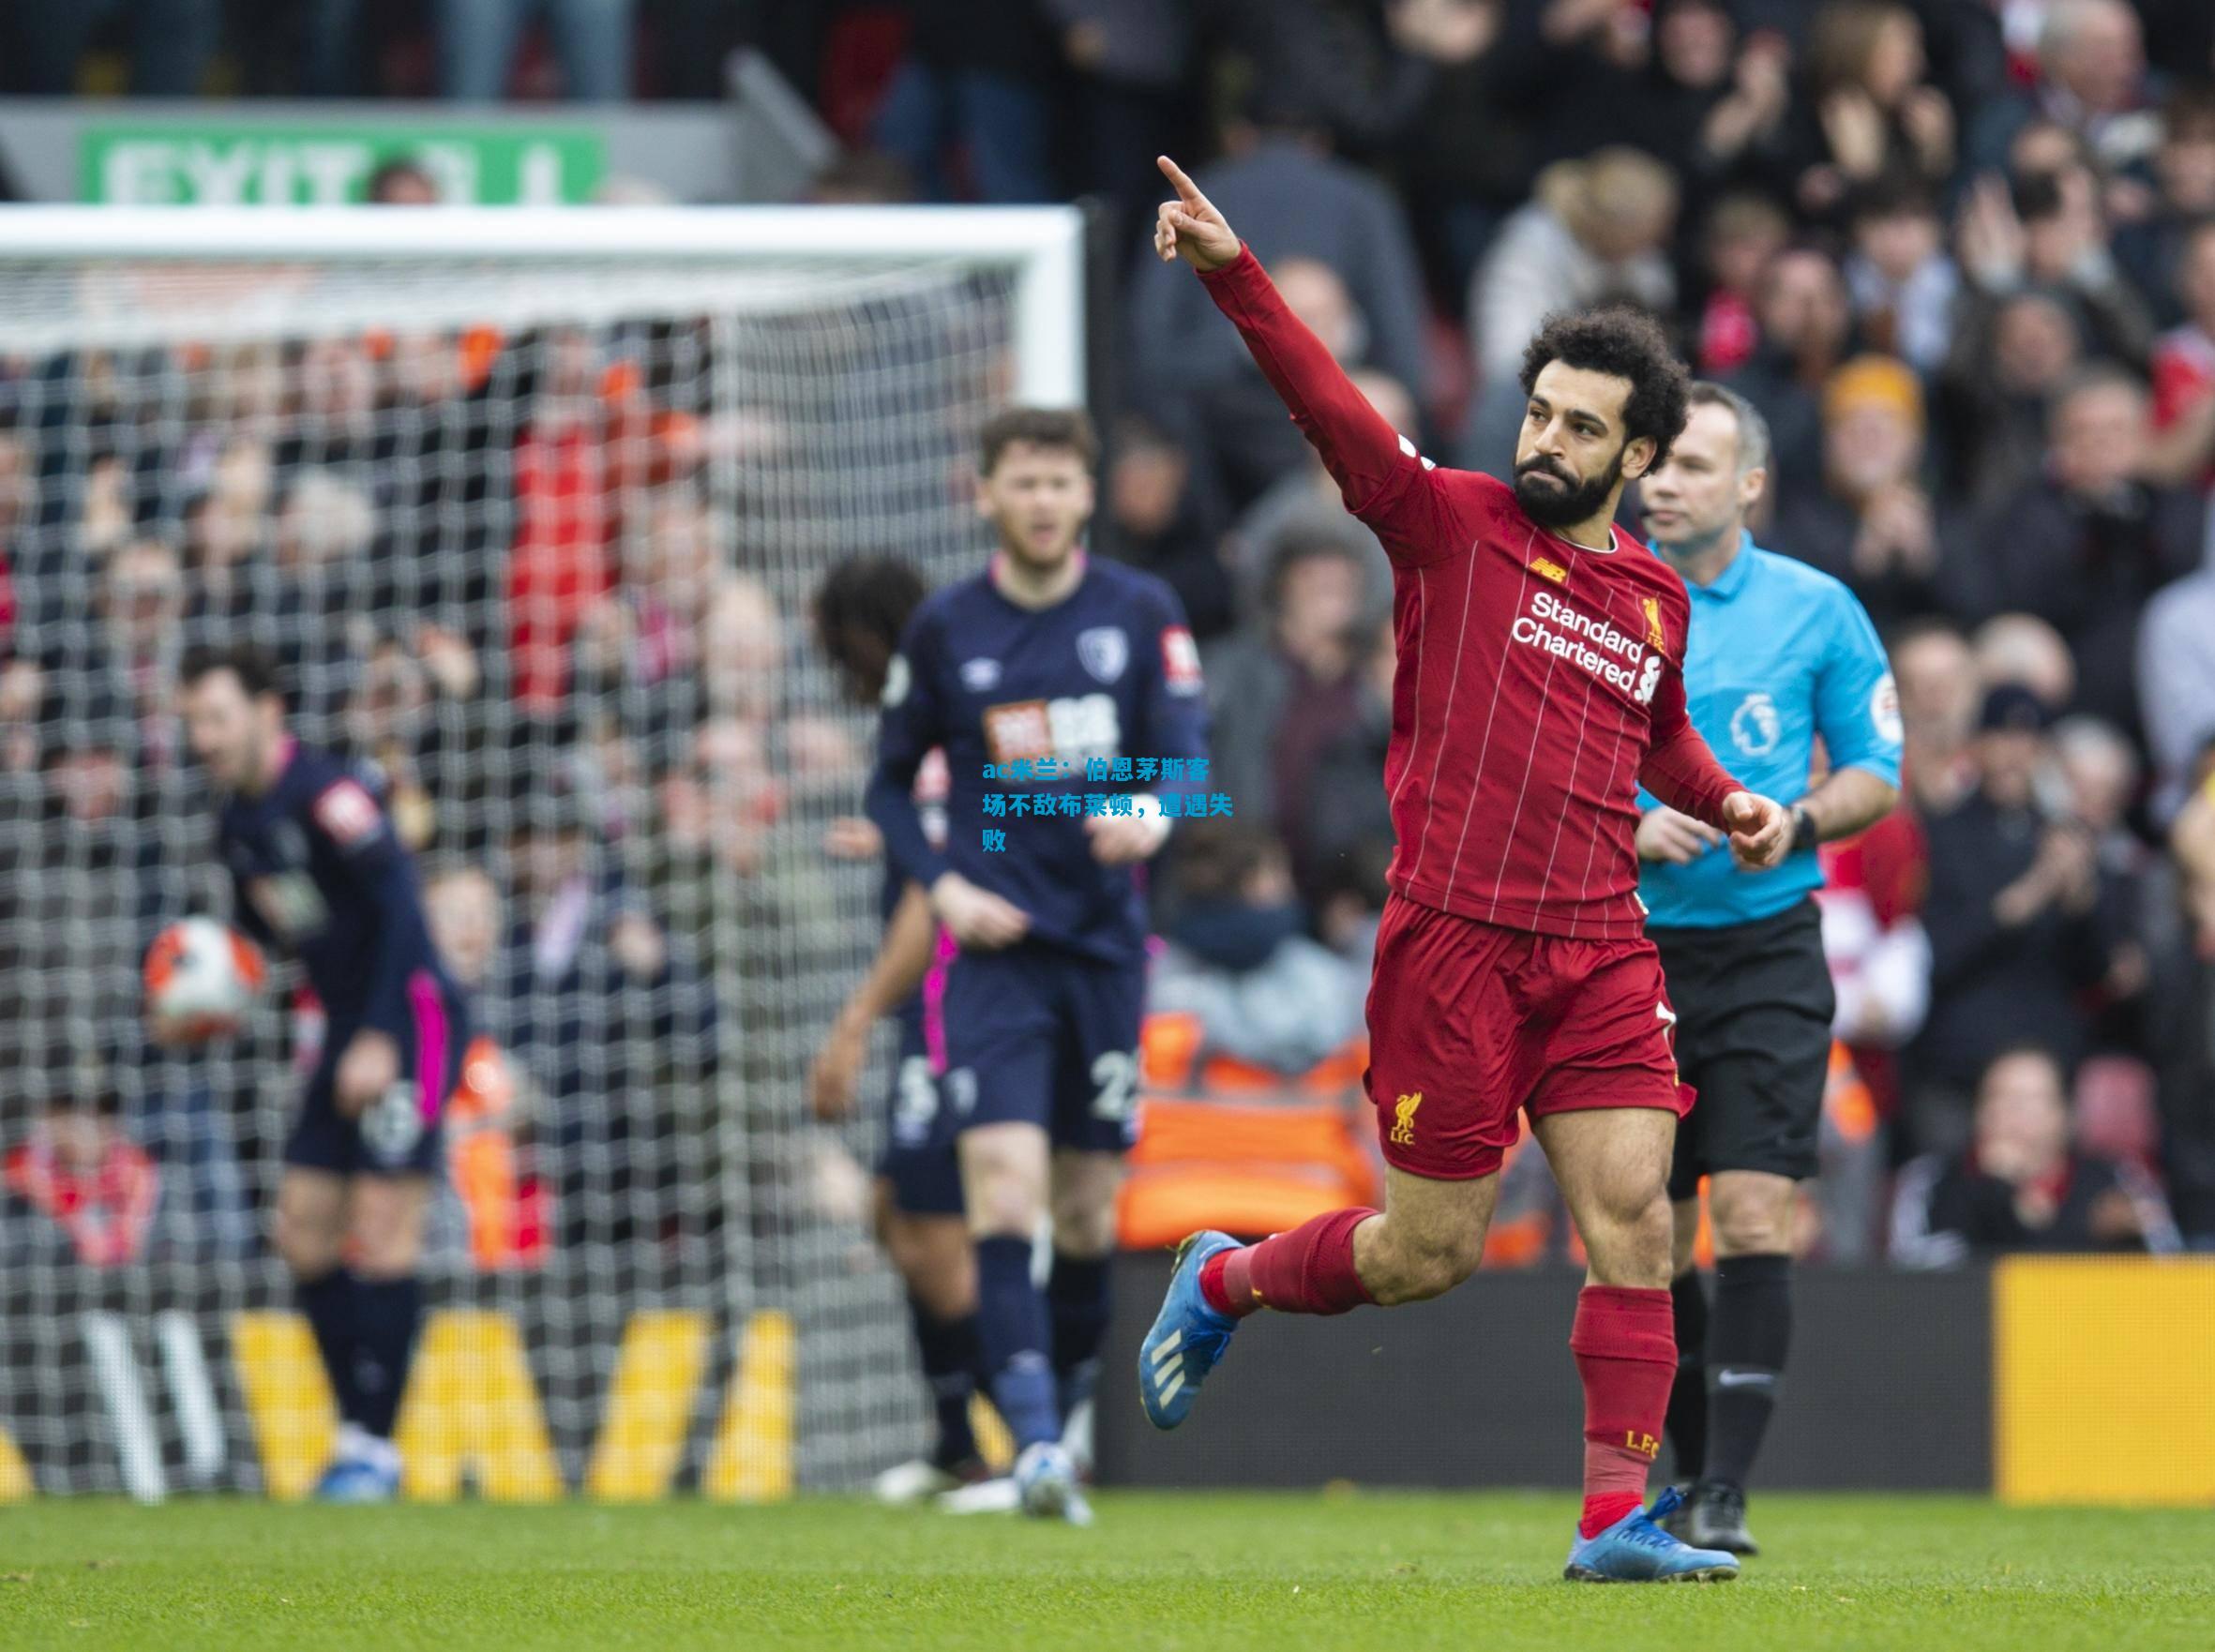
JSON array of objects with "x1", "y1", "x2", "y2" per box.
[
  {"x1": 1198, "y1": 1209, "x2": 1378, "y2": 1319},
  {"x1": 1195, "y1": 1240, "x2": 1671, "y2": 1540},
  {"x1": 1571, "y1": 1284, "x2": 1675, "y2": 1538}
]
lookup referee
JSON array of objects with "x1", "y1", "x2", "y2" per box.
[{"x1": 1635, "y1": 383, "x2": 1902, "y2": 1555}]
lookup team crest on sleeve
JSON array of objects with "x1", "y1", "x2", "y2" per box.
[
  {"x1": 1871, "y1": 673, "x2": 1904, "y2": 744},
  {"x1": 1642, "y1": 596, "x2": 1666, "y2": 652},
  {"x1": 312, "y1": 779, "x2": 384, "y2": 848},
  {"x1": 1160, "y1": 625, "x2": 1203, "y2": 696},
  {"x1": 914, "y1": 746, "x2": 950, "y2": 803},
  {"x1": 881, "y1": 653, "x2": 911, "y2": 708},
  {"x1": 915, "y1": 747, "x2": 950, "y2": 848},
  {"x1": 1077, "y1": 625, "x2": 1129, "y2": 685}
]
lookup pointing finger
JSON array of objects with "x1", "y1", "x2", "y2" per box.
[{"x1": 1157, "y1": 155, "x2": 1205, "y2": 209}]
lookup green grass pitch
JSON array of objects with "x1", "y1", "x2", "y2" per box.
[{"x1": 4, "y1": 1493, "x2": 2211, "y2": 1651}]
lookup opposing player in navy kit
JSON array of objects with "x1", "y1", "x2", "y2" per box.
[
  {"x1": 866, "y1": 407, "x2": 1211, "y2": 1523},
  {"x1": 173, "y1": 643, "x2": 468, "y2": 1502},
  {"x1": 807, "y1": 555, "x2": 987, "y2": 1503}
]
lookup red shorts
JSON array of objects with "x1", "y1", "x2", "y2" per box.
[{"x1": 1365, "y1": 895, "x2": 1690, "y2": 1180}]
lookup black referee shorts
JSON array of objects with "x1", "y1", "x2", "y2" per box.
[{"x1": 1652, "y1": 898, "x2": 1835, "y2": 1201}]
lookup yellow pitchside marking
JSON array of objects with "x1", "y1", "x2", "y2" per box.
[
  {"x1": 0, "y1": 1426, "x2": 33, "y2": 1501},
  {"x1": 395, "y1": 1311, "x2": 562, "y2": 1503},
  {"x1": 1996, "y1": 1257, "x2": 2215, "y2": 1505},
  {"x1": 231, "y1": 1311, "x2": 337, "y2": 1501},
  {"x1": 585, "y1": 1310, "x2": 711, "y2": 1502},
  {"x1": 703, "y1": 1311, "x2": 796, "y2": 1502}
]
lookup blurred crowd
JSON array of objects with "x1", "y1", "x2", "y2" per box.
[
  {"x1": 6, "y1": 0, "x2": 2215, "y2": 1268},
  {"x1": 0, "y1": 2, "x2": 770, "y2": 102}
]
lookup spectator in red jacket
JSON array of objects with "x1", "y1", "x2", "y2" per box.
[
  {"x1": 506, "y1": 331, "x2": 618, "y2": 713},
  {"x1": 6, "y1": 1089, "x2": 159, "y2": 1269}
]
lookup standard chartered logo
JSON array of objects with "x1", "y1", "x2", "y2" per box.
[{"x1": 1511, "y1": 590, "x2": 1656, "y2": 700}]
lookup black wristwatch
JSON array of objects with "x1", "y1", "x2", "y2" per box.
[{"x1": 1789, "y1": 803, "x2": 1819, "y2": 854}]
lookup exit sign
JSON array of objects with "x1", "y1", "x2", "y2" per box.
[{"x1": 83, "y1": 123, "x2": 608, "y2": 205}]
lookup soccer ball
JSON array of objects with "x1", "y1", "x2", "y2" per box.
[{"x1": 143, "y1": 918, "x2": 266, "y2": 1041}]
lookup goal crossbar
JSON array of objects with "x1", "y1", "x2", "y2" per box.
[{"x1": 0, "y1": 205, "x2": 1088, "y2": 405}]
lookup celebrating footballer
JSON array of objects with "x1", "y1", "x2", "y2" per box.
[{"x1": 1138, "y1": 155, "x2": 1791, "y2": 1584}]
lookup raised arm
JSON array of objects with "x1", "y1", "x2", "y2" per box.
[{"x1": 1152, "y1": 155, "x2": 1460, "y2": 569}]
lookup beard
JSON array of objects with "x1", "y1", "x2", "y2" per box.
[{"x1": 1513, "y1": 448, "x2": 1624, "y2": 531}]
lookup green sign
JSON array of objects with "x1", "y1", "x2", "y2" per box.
[{"x1": 81, "y1": 124, "x2": 608, "y2": 205}]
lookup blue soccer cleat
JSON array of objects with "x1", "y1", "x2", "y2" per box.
[
  {"x1": 1564, "y1": 1486, "x2": 1740, "y2": 1583},
  {"x1": 1138, "y1": 1230, "x2": 1242, "y2": 1431},
  {"x1": 313, "y1": 1456, "x2": 399, "y2": 1504}
]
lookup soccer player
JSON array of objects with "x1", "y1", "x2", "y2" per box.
[
  {"x1": 170, "y1": 643, "x2": 468, "y2": 1501},
  {"x1": 1138, "y1": 157, "x2": 1790, "y2": 1584},
  {"x1": 865, "y1": 407, "x2": 1210, "y2": 1523},
  {"x1": 806, "y1": 554, "x2": 989, "y2": 1502},
  {"x1": 1635, "y1": 383, "x2": 1901, "y2": 1554}
]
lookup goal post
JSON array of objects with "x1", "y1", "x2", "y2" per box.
[{"x1": 0, "y1": 204, "x2": 1085, "y2": 1498}]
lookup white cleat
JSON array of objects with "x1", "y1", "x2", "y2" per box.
[
  {"x1": 872, "y1": 1458, "x2": 962, "y2": 1506},
  {"x1": 1013, "y1": 1440, "x2": 1093, "y2": 1527},
  {"x1": 937, "y1": 1475, "x2": 1022, "y2": 1515}
]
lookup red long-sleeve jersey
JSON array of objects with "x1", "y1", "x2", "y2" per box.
[{"x1": 1200, "y1": 246, "x2": 1747, "y2": 941}]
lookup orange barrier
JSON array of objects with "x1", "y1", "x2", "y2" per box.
[{"x1": 1118, "y1": 1014, "x2": 1379, "y2": 1249}]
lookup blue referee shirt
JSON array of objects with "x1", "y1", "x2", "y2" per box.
[{"x1": 1637, "y1": 533, "x2": 1902, "y2": 930}]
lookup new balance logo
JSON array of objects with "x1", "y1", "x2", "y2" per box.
[
  {"x1": 1530, "y1": 556, "x2": 1568, "y2": 585},
  {"x1": 1390, "y1": 1091, "x2": 1423, "y2": 1147}
]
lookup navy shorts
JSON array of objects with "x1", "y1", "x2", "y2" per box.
[
  {"x1": 939, "y1": 943, "x2": 1144, "y2": 1155},
  {"x1": 877, "y1": 999, "x2": 966, "y2": 1217},
  {"x1": 285, "y1": 971, "x2": 468, "y2": 1179}
]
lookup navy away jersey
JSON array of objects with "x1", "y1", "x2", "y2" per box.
[
  {"x1": 217, "y1": 739, "x2": 455, "y2": 1038},
  {"x1": 866, "y1": 556, "x2": 1211, "y2": 966}
]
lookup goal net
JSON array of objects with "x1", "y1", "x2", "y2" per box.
[{"x1": 0, "y1": 206, "x2": 1084, "y2": 1500}]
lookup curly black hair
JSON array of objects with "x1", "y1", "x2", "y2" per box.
[
  {"x1": 1518, "y1": 307, "x2": 1692, "y2": 468},
  {"x1": 811, "y1": 555, "x2": 928, "y2": 703}
]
